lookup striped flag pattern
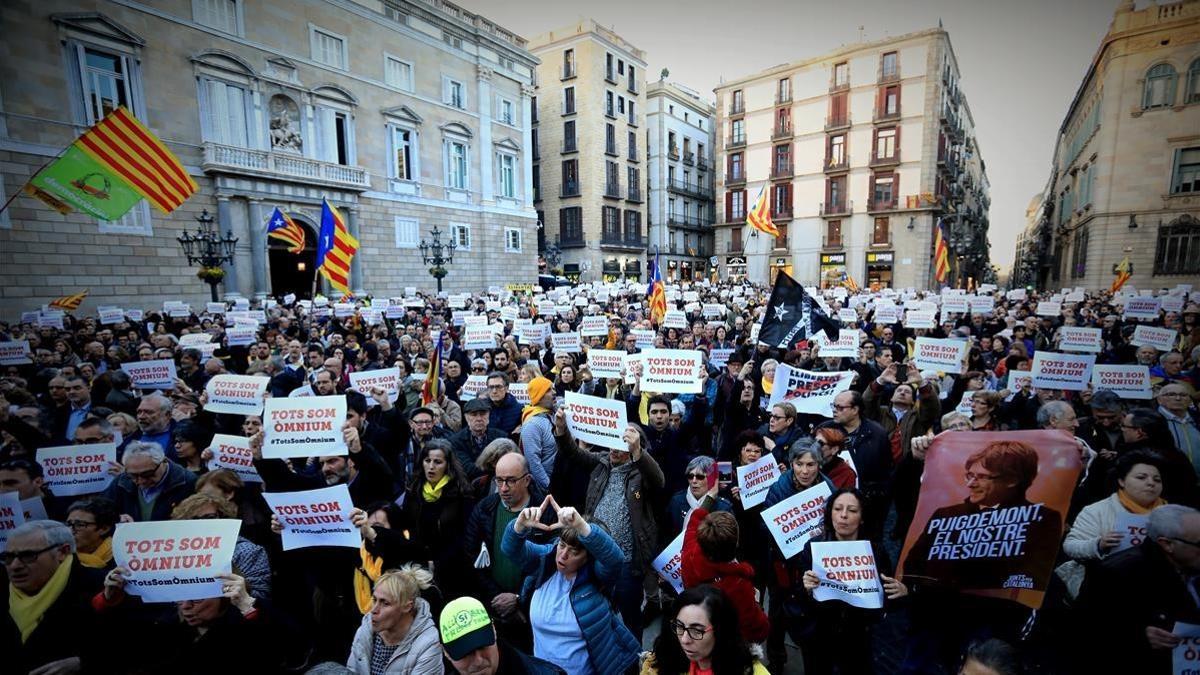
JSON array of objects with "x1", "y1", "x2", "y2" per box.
[
  {"x1": 646, "y1": 248, "x2": 667, "y2": 326},
  {"x1": 74, "y1": 107, "x2": 197, "y2": 213},
  {"x1": 933, "y1": 218, "x2": 951, "y2": 285},
  {"x1": 746, "y1": 185, "x2": 780, "y2": 237},
  {"x1": 266, "y1": 207, "x2": 306, "y2": 254},
  {"x1": 316, "y1": 199, "x2": 359, "y2": 296},
  {"x1": 422, "y1": 332, "x2": 445, "y2": 405},
  {"x1": 48, "y1": 289, "x2": 89, "y2": 311},
  {"x1": 1110, "y1": 256, "x2": 1132, "y2": 293}
]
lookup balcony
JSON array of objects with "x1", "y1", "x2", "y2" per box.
[
  {"x1": 823, "y1": 234, "x2": 844, "y2": 249},
  {"x1": 668, "y1": 212, "x2": 713, "y2": 229},
  {"x1": 825, "y1": 115, "x2": 851, "y2": 131},
  {"x1": 869, "y1": 231, "x2": 894, "y2": 247},
  {"x1": 668, "y1": 179, "x2": 713, "y2": 199},
  {"x1": 772, "y1": 125, "x2": 793, "y2": 141},
  {"x1": 558, "y1": 233, "x2": 585, "y2": 248},
  {"x1": 604, "y1": 182, "x2": 622, "y2": 199},
  {"x1": 605, "y1": 68, "x2": 617, "y2": 85},
  {"x1": 559, "y1": 182, "x2": 580, "y2": 198},
  {"x1": 562, "y1": 64, "x2": 576, "y2": 80},
  {"x1": 879, "y1": 68, "x2": 899, "y2": 84},
  {"x1": 605, "y1": 142, "x2": 618, "y2": 157},
  {"x1": 724, "y1": 171, "x2": 746, "y2": 187},
  {"x1": 729, "y1": 101, "x2": 745, "y2": 116},
  {"x1": 627, "y1": 80, "x2": 638, "y2": 94},
  {"x1": 668, "y1": 147, "x2": 680, "y2": 161},
  {"x1": 873, "y1": 108, "x2": 901, "y2": 124},
  {"x1": 724, "y1": 212, "x2": 747, "y2": 225},
  {"x1": 870, "y1": 151, "x2": 900, "y2": 168},
  {"x1": 696, "y1": 156, "x2": 712, "y2": 171},
  {"x1": 626, "y1": 186, "x2": 643, "y2": 203},
  {"x1": 770, "y1": 161, "x2": 794, "y2": 180},
  {"x1": 600, "y1": 233, "x2": 647, "y2": 251},
  {"x1": 775, "y1": 91, "x2": 792, "y2": 105},
  {"x1": 561, "y1": 139, "x2": 578, "y2": 154},
  {"x1": 202, "y1": 142, "x2": 370, "y2": 190},
  {"x1": 867, "y1": 198, "x2": 898, "y2": 213},
  {"x1": 771, "y1": 207, "x2": 793, "y2": 221},
  {"x1": 819, "y1": 200, "x2": 852, "y2": 216},
  {"x1": 824, "y1": 156, "x2": 849, "y2": 173},
  {"x1": 683, "y1": 151, "x2": 695, "y2": 166},
  {"x1": 773, "y1": 236, "x2": 789, "y2": 250},
  {"x1": 627, "y1": 146, "x2": 638, "y2": 162},
  {"x1": 726, "y1": 240, "x2": 744, "y2": 253},
  {"x1": 725, "y1": 135, "x2": 746, "y2": 149}
]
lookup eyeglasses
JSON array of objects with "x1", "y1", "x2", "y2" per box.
[
  {"x1": 831, "y1": 404, "x2": 854, "y2": 411},
  {"x1": 670, "y1": 620, "x2": 714, "y2": 641},
  {"x1": 494, "y1": 473, "x2": 529, "y2": 487},
  {"x1": 472, "y1": 367, "x2": 486, "y2": 372},
  {"x1": 769, "y1": 414, "x2": 788, "y2": 421},
  {"x1": 1159, "y1": 392, "x2": 1189, "y2": 398},
  {"x1": 127, "y1": 461, "x2": 164, "y2": 480},
  {"x1": 965, "y1": 471, "x2": 997, "y2": 483},
  {"x1": 686, "y1": 473, "x2": 708, "y2": 481},
  {"x1": 65, "y1": 519, "x2": 97, "y2": 530},
  {"x1": 1, "y1": 544, "x2": 58, "y2": 566},
  {"x1": 486, "y1": 384, "x2": 506, "y2": 390}
]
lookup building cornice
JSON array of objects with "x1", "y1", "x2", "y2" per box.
[{"x1": 528, "y1": 21, "x2": 648, "y2": 67}]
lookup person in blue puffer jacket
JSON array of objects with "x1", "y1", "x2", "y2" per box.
[{"x1": 501, "y1": 499, "x2": 640, "y2": 675}]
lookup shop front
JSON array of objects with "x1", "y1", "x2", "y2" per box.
[
  {"x1": 769, "y1": 257, "x2": 793, "y2": 284},
  {"x1": 865, "y1": 251, "x2": 894, "y2": 290},
  {"x1": 602, "y1": 258, "x2": 622, "y2": 282},
  {"x1": 819, "y1": 253, "x2": 847, "y2": 288},
  {"x1": 624, "y1": 258, "x2": 641, "y2": 281},
  {"x1": 725, "y1": 255, "x2": 747, "y2": 282}
]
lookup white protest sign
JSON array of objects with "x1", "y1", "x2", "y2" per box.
[
  {"x1": 360, "y1": 308, "x2": 382, "y2": 326},
  {"x1": 35, "y1": 444, "x2": 117, "y2": 496},
  {"x1": 811, "y1": 540, "x2": 885, "y2": 609},
  {"x1": 1161, "y1": 294, "x2": 1185, "y2": 313},
  {"x1": 348, "y1": 367, "x2": 401, "y2": 405},
  {"x1": 969, "y1": 296, "x2": 995, "y2": 315},
  {"x1": 702, "y1": 303, "x2": 724, "y2": 318},
  {"x1": 1111, "y1": 511, "x2": 1149, "y2": 554},
  {"x1": 463, "y1": 324, "x2": 496, "y2": 351},
  {"x1": 941, "y1": 296, "x2": 969, "y2": 315},
  {"x1": 463, "y1": 314, "x2": 488, "y2": 327},
  {"x1": 0, "y1": 341, "x2": 32, "y2": 365},
  {"x1": 261, "y1": 395, "x2": 347, "y2": 459},
  {"x1": 1065, "y1": 291, "x2": 1085, "y2": 303},
  {"x1": 874, "y1": 304, "x2": 901, "y2": 324},
  {"x1": 760, "y1": 482, "x2": 832, "y2": 559},
  {"x1": 904, "y1": 310, "x2": 936, "y2": 329},
  {"x1": 264, "y1": 484, "x2": 359, "y2": 550},
  {"x1": 113, "y1": 519, "x2": 240, "y2": 602},
  {"x1": 652, "y1": 530, "x2": 685, "y2": 594},
  {"x1": 838, "y1": 308, "x2": 859, "y2": 324},
  {"x1": 736, "y1": 455, "x2": 783, "y2": 509},
  {"x1": 38, "y1": 311, "x2": 64, "y2": 329},
  {"x1": 333, "y1": 303, "x2": 355, "y2": 318},
  {"x1": 1130, "y1": 325, "x2": 1177, "y2": 352},
  {"x1": 564, "y1": 392, "x2": 628, "y2": 451},
  {"x1": 710, "y1": 348, "x2": 736, "y2": 368},
  {"x1": 510, "y1": 382, "x2": 531, "y2": 406},
  {"x1": 1091, "y1": 364, "x2": 1152, "y2": 400},
  {"x1": 1058, "y1": 327, "x2": 1103, "y2": 353},
  {"x1": 0, "y1": 492, "x2": 25, "y2": 552},
  {"x1": 223, "y1": 323, "x2": 256, "y2": 348},
  {"x1": 1173, "y1": 622, "x2": 1200, "y2": 675},
  {"x1": 519, "y1": 322, "x2": 550, "y2": 346},
  {"x1": 208, "y1": 434, "x2": 262, "y2": 484},
  {"x1": 769, "y1": 365, "x2": 855, "y2": 416},
  {"x1": 499, "y1": 306, "x2": 520, "y2": 324},
  {"x1": 1031, "y1": 352, "x2": 1095, "y2": 391},
  {"x1": 912, "y1": 338, "x2": 968, "y2": 374},
  {"x1": 1036, "y1": 302, "x2": 1062, "y2": 317},
  {"x1": 459, "y1": 375, "x2": 488, "y2": 401},
  {"x1": 663, "y1": 310, "x2": 688, "y2": 329},
  {"x1": 551, "y1": 331, "x2": 582, "y2": 354},
  {"x1": 122, "y1": 359, "x2": 178, "y2": 390},
  {"x1": 641, "y1": 349, "x2": 703, "y2": 394},
  {"x1": 204, "y1": 374, "x2": 269, "y2": 416},
  {"x1": 1007, "y1": 288, "x2": 1027, "y2": 300},
  {"x1": 579, "y1": 315, "x2": 608, "y2": 337},
  {"x1": 813, "y1": 330, "x2": 860, "y2": 359},
  {"x1": 586, "y1": 349, "x2": 626, "y2": 379},
  {"x1": 98, "y1": 307, "x2": 125, "y2": 324},
  {"x1": 21, "y1": 497, "x2": 47, "y2": 522},
  {"x1": 632, "y1": 329, "x2": 656, "y2": 350},
  {"x1": 1122, "y1": 296, "x2": 1161, "y2": 321}
]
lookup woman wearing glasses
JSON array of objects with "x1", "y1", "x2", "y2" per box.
[
  {"x1": 65, "y1": 497, "x2": 118, "y2": 571},
  {"x1": 814, "y1": 426, "x2": 857, "y2": 490},
  {"x1": 642, "y1": 584, "x2": 769, "y2": 674},
  {"x1": 666, "y1": 456, "x2": 733, "y2": 537}
]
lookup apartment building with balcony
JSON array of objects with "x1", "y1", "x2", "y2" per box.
[
  {"x1": 529, "y1": 19, "x2": 646, "y2": 282},
  {"x1": 0, "y1": 0, "x2": 540, "y2": 308},
  {"x1": 1013, "y1": 0, "x2": 1200, "y2": 292},
  {"x1": 646, "y1": 79, "x2": 716, "y2": 281},
  {"x1": 713, "y1": 27, "x2": 991, "y2": 289}
]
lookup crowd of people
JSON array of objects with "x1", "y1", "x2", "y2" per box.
[{"x1": 1, "y1": 278, "x2": 1199, "y2": 675}]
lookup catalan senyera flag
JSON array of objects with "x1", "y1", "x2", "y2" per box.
[
  {"x1": 746, "y1": 185, "x2": 779, "y2": 237},
  {"x1": 266, "y1": 207, "x2": 306, "y2": 254},
  {"x1": 646, "y1": 248, "x2": 667, "y2": 326},
  {"x1": 25, "y1": 107, "x2": 196, "y2": 220},
  {"x1": 1110, "y1": 256, "x2": 1132, "y2": 294},
  {"x1": 422, "y1": 332, "x2": 445, "y2": 406},
  {"x1": 316, "y1": 199, "x2": 359, "y2": 296},
  {"x1": 933, "y1": 218, "x2": 951, "y2": 285},
  {"x1": 48, "y1": 289, "x2": 89, "y2": 311}
]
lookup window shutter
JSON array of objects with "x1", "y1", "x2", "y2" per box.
[
  {"x1": 226, "y1": 85, "x2": 248, "y2": 148},
  {"x1": 207, "y1": 80, "x2": 229, "y2": 144}
]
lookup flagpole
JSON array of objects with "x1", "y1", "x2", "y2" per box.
[{"x1": 0, "y1": 143, "x2": 74, "y2": 216}]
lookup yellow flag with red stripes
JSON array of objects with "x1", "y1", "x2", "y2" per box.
[{"x1": 746, "y1": 186, "x2": 779, "y2": 237}]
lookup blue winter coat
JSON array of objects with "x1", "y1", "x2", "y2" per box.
[{"x1": 501, "y1": 521, "x2": 640, "y2": 675}]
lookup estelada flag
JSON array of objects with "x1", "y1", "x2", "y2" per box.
[
  {"x1": 646, "y1": 248, "x2": 667, "y2": 326},
  {"x1": 48, "y1": 289, "x2": 89, "y2": 311},
  {"x1": 316, "y1": 199, "x2": 359, "y2": 296},
  {"x1": 897, "y1": 430, "x2": 1081, "y2": 609},
  {"x1": 746, "y1": 185, "x2": 779, "y2": 237},
  {"x1": 25, "y1": 107, "x2": 196, "y2": 220},
  {"x1": 266, "y1": 207, "x2": 306, "y2": 254},
  {"x1": 758, "y1": 271, "x2": 839, "y2": 348},
  {"x1": 1110, "y1": 256, "x2": 1132, "y2": 294}
]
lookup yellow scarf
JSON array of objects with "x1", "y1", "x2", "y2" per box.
[
  {"x1": 1117, "y1": 488, "x2": 1166, "y2": 515},
  {"x1": 76, "y1": 537, "x2": 113, "y2": 569},
  {"x1": 422, "y1": 474, "x2": 451, "y2": 502},
  {"x1": 761, "y1": 376, "x2": 774, "y2": 395},
  {"x1": 353, "y1": 543, "x2": 385, "y2": 615},
  {"x1": 521, "y1": 405, "x2": 552, "y2": 426},
  {"x1": 9, "y1": 553, "x2": 74, "y2": 643}
]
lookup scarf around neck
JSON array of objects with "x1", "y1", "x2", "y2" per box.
[
  {"x1": 422, "y1": 474, "x2": 451, "y2": 502},
  {"x1": 77, "y1": 537, "x2": 113, "y2": 569},
  {"x1": 10, "y1": 553, "x2": 74, "y2": 643},
  {"x1": 1117, "y1": 488, "x2": 1166, "y2": 515}
]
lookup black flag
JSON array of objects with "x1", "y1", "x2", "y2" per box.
[{"x1": 757, "y1": 272, "x2": 840, "y2": 348}]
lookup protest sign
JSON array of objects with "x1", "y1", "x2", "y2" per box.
[
  {"x1": 1122, "y1": 296, "x2": 1161, "y2": 321},
  {"x1": 1173, "y1": 622, "x2": 1200, "y2": 675},
  {"x1": 0, "y1": 492, "x2": 25, "y2": 553},
  {"x1": 586, "y1": 349, "x2": 626, "y2": 379},
  {"x1": 500, "y1": 306, "x2": 520, "y2": 324},
  {"x1": 652, "y1": 531, "x2": 686, "y2": 594},
  {"x1": 551, "y1": 331, "x2": 582, "y2": 353},
  {"x1": 38, "y1": 311, "x2": 64, "y2": 329},
  {"x1": 36, "y1": 444, "x2": 116, "y2": 496},
  {"x1": 463, "y1": 314, "x2": 488, "y2": 327},
  {"x1": 1111, "y1": 511, "x2": 1149, "y2": 554},
  {"x1": 736, "y1": 455, "x2": 782, "y2": 509},
  {"x1": 874, "y1": 304, "x2": 901, "y2": 324},
  {"x1": 709, "y1": 348, "x2": 735, "y2": 368},
  {"x1": 1058, "y1": 327, "x2": 1103, "y2": 353},
  {"x1": 970, "y1": 296, "x2": 995, "y2": 315},
  {"x1": 1092, "y1": 364, "x2": 1152, "y2": 400},
  {"x1": 663, "y1": 310, "x2": 688, "y2": 329},
  {"x1": 459, "y1": 375, "x2": 488, "y2": 401},
  {"x1": 632, "y1": 329, "x2": 656, "y2": 350},
  {"x1": 1161, "y1": 294, "x2": 1185, "y2": 313},
  {"x1": 898, "y1": 430, "x2": 1081, "y2": 609},
  {"x1": 360, "y1": 308, "x2": 382, "y2": 326},
  {"x1": 98, "y1": 307, "x2": 125, "y2": 324},
  {"x1": 941, "y1": 296, "x2": 969, "y2": 315},
  {"x1": 113, "y1": 519, "x2": 240, "y2": 602},
  {"x1": 760, "y1": 482, "x2": 832, "y2": 559},
  {"x1": 510, "y1": 382, "x2": 531, "y2": 406},
  {"x1": 769, "y1": 365, "x2": 855, "y2": 416},
  {"x1": 122, "y1": 359, "x2": 178, "y2": 390},
  {"x1": 1036, "y1": 302, "x2": 1062, "y2": 317},
  {"x1": 913, "y1": 337, "x2": 968, "y2": 374},
  {"x1": 347, "y1": 367, "x2": 401, "y2": 406},
  {"x1": 811, "y1": 540, "x2": 885, "y2": 609},
  {"x1": 579, "y1": 315, "x2": 608, "y2": 337},
  {"x1": 1031, "y1": 352, "x2": 1095, "y2": 391},
  {"x1": 641, "y1": 349, "x2": 703, "y2": 394},
  {"x1": 204, "y1": 374, "x2": 269, "y2": 416},
  {"x1": 333, "y1": 303, "x2": 355, "y2": 318},
  {"x1": 1130, "y1": 325, "x2": 1177, "y2": 352},
  {"x1": 0, "y1": 341, "x2": 32, "y2": 366},
  {"x1": 904, "y1": 310, "x2": 936, "y2": 329},
  {"x1": 956, "y1": 391, "x2": 975, "y2": 417},
  {"x1": 22, "y1": 497, "x2": 47, "y2": 522},
  {"x1": 179, "y1": 333, "x2": 212, "y2": 347},
  {"x1": 208, "y1": 434, "x2": 262, "y2": 483},
  {"x1": 262, "y1": 396, "x2": 347, "y2": 459},
  {"x1": 702, "y1": 303, "x2": 725, "y2": 318},
  {"x1": 838, "y1": 308, "x2": 859, "y2": 324},
  {"x1": 519, "y1": 322, "x2": 550, "y2": 346},
  {"x1": 564, "y1": 392, "x2": 628, "y2": 451},
  {"x1": 463, "y1": 324, "x2": 496, "y2": 351},
  {"x1": 813, "y1": 330, "x2": 860, "y2": 359},
  {"x1": 263, "y1": 484, "x2": 359, "y2": 550},
  {"x1": 1007, "y1": 288, "x2": 1027, "y2": 300}
]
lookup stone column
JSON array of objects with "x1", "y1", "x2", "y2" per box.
[
  {"x1": 216, "y1": 195, "x2": 245, "y2": 300},
  {"x1": 477, "y1": 65, "x2": 494, "y2": 203},
  {"x1": 520, "y1": 83, "x2": 535, "y2": 209},
  {"x1": 248, "y1": 199, "x2": 269, "y2": 300},
  {"x1": 346, "y1": 205, "x2": 365, "y2": 296}
]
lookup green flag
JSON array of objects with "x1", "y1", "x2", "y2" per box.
[{"x1": 27, "y1": 145, "x2": 144, "y2": 220}]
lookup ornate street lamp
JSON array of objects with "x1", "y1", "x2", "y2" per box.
[
  {"x1": 419, "y1": 225, "x2": 457, "y2": 293},
  {"x1": 177, "y1": 209, "x2": 238, "y2": 302}
]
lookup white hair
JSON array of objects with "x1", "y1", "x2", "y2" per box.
[
  {"x1": 1148, "y1": 504, "x2": 1199, "y2": 542},
  {"x1": 10, "y1": 520, "x2": 76, "y2": 553},
  {"x1": 123, "y1": 440, "x2": 166, "y2": 463}
]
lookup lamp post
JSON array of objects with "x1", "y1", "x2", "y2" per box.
[
  {"x1": 419, "y1": 225, "x2": 457, "y2": 293},
  {"x1": 177, "y1": 209, "x2": 238, "y2": 302}
]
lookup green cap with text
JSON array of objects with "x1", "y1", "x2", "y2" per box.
[{"x1": 438, "y1": 596, "x2": 495, "y2": 660}]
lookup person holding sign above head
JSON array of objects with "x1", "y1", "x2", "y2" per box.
[
  {"x1": 641, "y1": 585, "x2": 769, "y2": 675},
  {"x1": 796, "y1": 488, "x2": 908, "y2": 675}
]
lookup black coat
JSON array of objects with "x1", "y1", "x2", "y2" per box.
[
  {"x1": 0, "y1": 559, "x2": 106, "y2": 674},
  {"x1": 102, "y1": 460, "x2": 197, "y2": 522},
  {"x1": 450, "y1": 426, "x2": 508, "y2": 479},
  {"x1": 463, "y1": 486, "x2": 558, "y2": 604}
]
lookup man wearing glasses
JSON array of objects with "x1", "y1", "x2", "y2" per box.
[
  {"x1": 452, "y1": 398, "x2": 507, "y2": 480},
  {"x1": 101, "y1": 441, "x2": 195, "y2": 522},
  {"x1": 463, "y1": 452, "x2": 556, "y2": 648},
  {"x1": 486, "y1": 372, "x2": 522, "y2": 436},
  {"x1": 1, "y1": 520, "x2": 104, "y2": 674},
  {"x1": 1157, "y1": 383, "x2": 1200, "y2": 474}
]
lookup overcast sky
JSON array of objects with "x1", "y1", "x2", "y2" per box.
[{"x1": 458, "y1": 0, "x2": 1120, "y2": 273}]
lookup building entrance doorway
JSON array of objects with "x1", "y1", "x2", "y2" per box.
[{"x1": 268, "y1": 219, "x2": 317, "y2": 299}]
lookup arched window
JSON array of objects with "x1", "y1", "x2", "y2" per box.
[
  {"x1": 1186, "y1": 58, "x2": 1200, "y2": 104},
  {"x1": 1143, "y1": 63, "x2": 1177, "y2": 109}
]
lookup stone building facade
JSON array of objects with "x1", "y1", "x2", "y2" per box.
[
  {"x1": 712, "y1": 28, "x2": 991, "y2": 289},
  {"x1": 528, "y1": 20, "x2": 647, "y2": 283},
  {"x1": 1012, "y1": 0, "x2": 1200, "y2": 292},
  {"x1": 0, "y1": 0, "x2": 538, "y2": 316}
]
